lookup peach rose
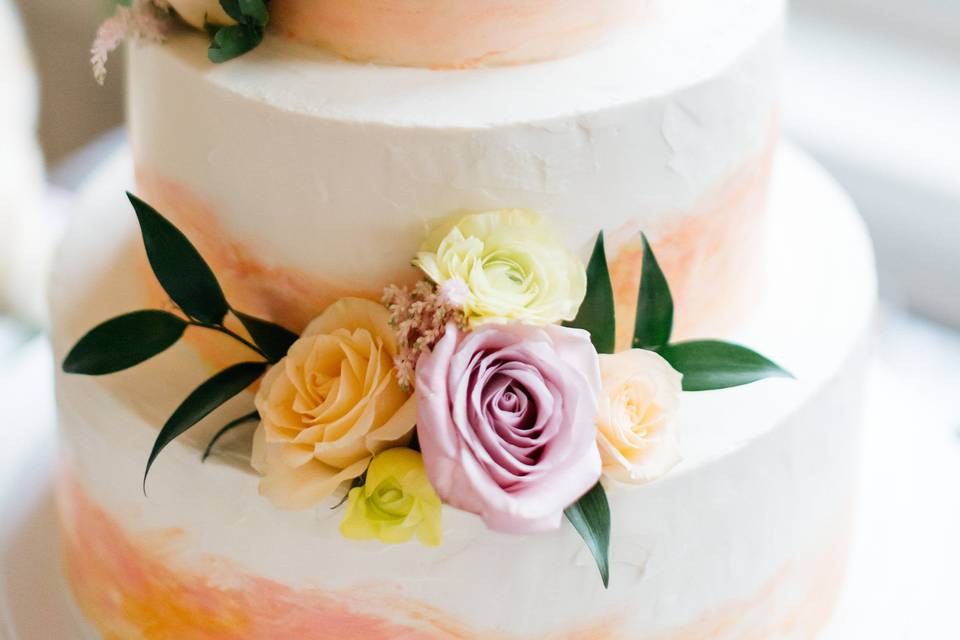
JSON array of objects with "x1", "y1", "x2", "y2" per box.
[
  {"x1": 166, "y1": 0, "x2": 233, "y2": 29},
  {"x1": 252, "y1": 298, "x2": 417, "y2": 509},
  {"x1": 596, "y1": 349, "x2": 683, "y2": 485}
]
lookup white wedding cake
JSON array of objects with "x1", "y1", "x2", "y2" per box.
[{"x1": 52, "y1": 1, "x2": 875, "y2": 637}]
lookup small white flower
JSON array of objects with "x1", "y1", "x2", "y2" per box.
[{"x1": 438, "y1": 278, "x2": 470, "y2": 309}]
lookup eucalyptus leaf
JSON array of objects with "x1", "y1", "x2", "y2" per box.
[
  {"x1": 237, "y1": 0, "x2": 269, "y2": 26},
  {"x1": 218, "y1": 0, "x2": 245, "y2": 23},
  {"x1": 657, "y1": 340, "x2": 793, "y2": 392},
  {"x1": 144, "y1": 361, "x2": 267, "y2": 491},
  {"x1": 564, "y1": 482, "x2": 611, "y2": 588},
  {"x1": 63, "y1": 310, "x2": 186, "y2": 375},
  {"x1": 208, "y1": 24, "x2": 264, "y2": 64},
  {"x1": 233, "y1": 311, "x2": 299, "y2": 364},
  {"x1": 128, "y1": 193, "x2": 229, "y2": 325},
  {"x1": 633, "y1": 233, "x2": 673, "y2": 349},
  {"x1": 564, "y1": 233, "x2": 616, "y2": 354},
  {"x1": 202, "y1": 410, "x2": 260, "y2": 462}
]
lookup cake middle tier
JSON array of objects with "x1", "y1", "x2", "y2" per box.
[{"x1": 129, "y1": 0, "x2": 782, "y2": 349}]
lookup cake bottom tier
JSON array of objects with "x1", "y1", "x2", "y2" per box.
[{"x1": 51, "y1": 144, "x2": 876, "y2": 639}]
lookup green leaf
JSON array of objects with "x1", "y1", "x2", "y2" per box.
[
  {"x1": 233, "y1": 311, "x2": 299, "y2": 364},
  {"x1": 564, "y1": 482, "x2": 611, "y2": 588},
  {"x1": 656, "y1": 340, "x2": 794, "y2": 392},
  {"x1": 219, "y1": 0, "x2": 269, "y2": 26},
  {"x1": 633, "y1": 233, "x2": 674, "y2": 349},
  {"x1": 144, "y1": 361, "x2": 267, "y2": 491},
  {"x1": 208, "y1": 24, "x2": 264, "y2": 63},
  {"x1": 202, "y1": 410, "x2": 260, "y2": 462},
  {"x1": 218, "y1": 0, "x2": 245, "y2": 23},
  {"x1": 237, "y1": 0, "x2": 269, "y2": 26},
  {"x1": 564, "y1": 233, "x2": 616, "y2": 354},
  {"x1": 63, "y1": 310, "x2": 186, "y2": 375},
  {"x1": 128, "y1": 193, "x2": 229, "y2": 325}
]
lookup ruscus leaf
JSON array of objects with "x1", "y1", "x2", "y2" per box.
[
  {"x1": 656, "y1": 340, "x2": 794, "y2": 392},
  {"x1": 565, "y1": 482, "x2": 611, "y2": 588},
  {"x1": 62, "y1": 310, "x2": 186, "y2": 375},
  {"x1": 128, "y1": 193, "x2": 229, "y2": 325},
  {"x1": 233, "y1": 310, "x2": 299, "y2": 364},
  {"x1": 238, "y1": 0, "x2": 269, "y2": 26},
  {"x1": 144, "y1": 361, "x2": 267, "y2": 491},
  {"x1": 633, "y1": 233, "x2": 673, "y2": 349},
  {"x1": 218, "y1": 0, "x2": 244, "y2": 23},
  {"x1": 208, "y1": 24, "x2": 264, "y2": 63},
  {"x1": 564, "y1": 232, "x2": 616, "y2": 354}
]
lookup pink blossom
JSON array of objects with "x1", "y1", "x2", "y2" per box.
[
  {"x1": 415, "y1": 322, "x2": 602, "y2": 534},
  {"x1": 383, "y1": 281, "x2": 465, "y2": 392},
  {"x1": 91, "y1": 0, "x2": 171, "y2": 84}
]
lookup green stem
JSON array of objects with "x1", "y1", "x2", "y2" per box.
[
  {"x1": 202, "y1": 411, "x2": 260, "y2": 462},
  {"x1": 189, "y1": 321, "x2": 268, "y2": 360}
]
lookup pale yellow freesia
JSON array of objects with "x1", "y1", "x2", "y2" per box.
[
  {"x1": 251, "y1": 298, "x2": 416, "y2": 510},
  {"x1": 414, "y1": 210, "x2": 586, "y2": 326},
  {"x1": 340, "y1": 448, "x2": 443, "y2": 547},
  {"x1": 596, "y1": 349, "x2": 683, "y2": 484}
]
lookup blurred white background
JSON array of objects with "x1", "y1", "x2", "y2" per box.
[{"x1": 0, "y1": 0, "x2": 958, "y2": 636}]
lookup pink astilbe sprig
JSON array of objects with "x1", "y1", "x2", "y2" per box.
[
  {"x1": 91, "y1": 0, "x2": 172, "y2": 84},
  {"x1": 384, "y1": 280, "x2": 467, "y2": 392}
]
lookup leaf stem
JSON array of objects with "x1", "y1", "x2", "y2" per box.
[
  {"x1": 189, "y1": 321, "x2": 268, "y2": 360},
  {"x1": 202, "y1": 410, "x2": 260, "y2": 462}
]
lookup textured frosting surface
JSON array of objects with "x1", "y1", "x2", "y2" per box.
[
  {"x1": 271, "y1": 0, "x2": 649, "y2": 68},
  {"x1": 51, "y1": 145, "x2": 876, "y2": 637},
  {"x1": 127, "y1": 0, "x2": 783, "y2": 346}
]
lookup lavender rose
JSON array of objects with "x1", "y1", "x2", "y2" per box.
[{"x1": 415, "y1": 323, "x2": 602, "y2": 534}]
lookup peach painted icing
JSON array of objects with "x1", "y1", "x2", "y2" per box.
[
  {"x1": 134, "y1": 172, "x2": 419, "y2": 373},
  {"x1": 608, "y1": 125, "x2": 777, "y2": 350},
  {"x1": 271, "y1": 0, "x2": 648, "y2": 68},
  {"x1": 58, "y1": 474, "x2": 847, "y2": 639},
  {"x1": 134, "y1": 126, "x2": 776, "y2": 369},
  {"x1": 57, "y1": 474, "x2": 618, "y2": 639}
]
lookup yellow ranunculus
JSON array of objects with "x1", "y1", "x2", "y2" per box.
[
  {"x1": 340, "y1": 448, "x2": 442, "y2": 547},
  {"x1": 413, "y1": 210, "x2": 586, "y2": 326},
  {"x1": 251, "y1": 298, "x2": 417, "y2": 510}
]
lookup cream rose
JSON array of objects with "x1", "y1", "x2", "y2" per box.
[
  {"x1": 165, "y1": 0, "x2": 234, "y2": 29},
  {"x1": 252, "y1": 298, "x2": 417, "y2": 509},
  {"x1": 413, "y1": 210, "x2": 587, "y2": 326},
  {"x1": 596, "y1": 349, "x2": 683, "y2": 484}
]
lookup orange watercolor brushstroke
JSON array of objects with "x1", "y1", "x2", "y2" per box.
[
  {"x1": 57, "y1": 475, "x2": 625, "y2": 640},
  {"x1": 134, "y1": 172, "x2": 419, "y2": 373},
  {"x1": 58, "y1": 468, "x2": 848, "y2": 640},
  {"x1": 608, "y1": 125, "x2": 778, "y2": 351},
  {"x1": 135, "y1": 122, "x2": 777, "y2": 365}
]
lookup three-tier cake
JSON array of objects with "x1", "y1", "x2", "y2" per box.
[{"x1": 52, "y1": 1, "x2": 875, "y2": 637}]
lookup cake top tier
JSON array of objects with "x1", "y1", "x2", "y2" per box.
[
  {"x1": 165, "y1": 0, "x2": 755, "y2": 69},
  {"x1": 160, "y1": 0, "x2": 778, "y2": 127},
  {"x1": 270, "y1": 0, "x2": 648, "y2": 68}
]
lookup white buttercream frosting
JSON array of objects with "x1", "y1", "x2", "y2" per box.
[
  {"x1": 50, "y1": 145, "x2": 876, "y2": 636},
  {"x1": 126, "y1": 0, "x2": 784, "y2": 339}
]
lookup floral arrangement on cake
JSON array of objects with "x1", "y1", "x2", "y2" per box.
[
  {"x1": 92, "y1": 0, "x2": 269, "y2": 83},
  {"x1": 63, "y1": 194, "x2": 790, "y2": 586}
]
